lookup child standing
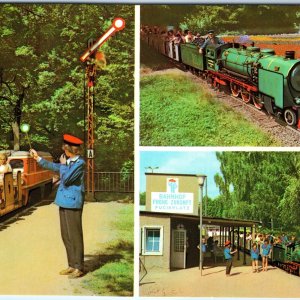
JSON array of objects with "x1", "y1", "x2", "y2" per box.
[
  {"x1": 261, "y1": 239, "x2": 272, "y2": 271},
  {"x1": 224, "y1": 240, "x2": 237, "y2": 276},
  {"x1": 251, "y1": 243, "x2": 259, "y2": 272}
]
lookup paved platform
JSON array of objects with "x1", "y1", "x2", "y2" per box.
[{"x1": 140, "y1": 254, "x2": 300, "y2": 297}]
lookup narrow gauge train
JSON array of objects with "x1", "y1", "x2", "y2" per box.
[
  {"x1": 144, "y1": 33, "x2": 300, "y2": 128},
  {"x1": 0, "y1": 151, "x2": 53, "y2": 217},
  {"x1": 272, "y1": 242, "x2": 300, "y2": 276}
]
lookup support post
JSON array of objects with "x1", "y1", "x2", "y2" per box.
[
  {"x1": 237, "y1": 227, "x2": 240, "y2": 261},
  {"x1": 243, "y1": 226, "x2": 247, "y2": 265}
]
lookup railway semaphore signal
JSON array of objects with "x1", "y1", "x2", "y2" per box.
[
  {"x1": 80, "y1": 18, "x2": 125, "y2": 62},
  {"x1": 81, "y1": 18, "x2": 125, "y2": 198}
]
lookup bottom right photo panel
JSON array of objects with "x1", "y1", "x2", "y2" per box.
[{"x1": 139, "y1": 150, "x2": 300, "y2": 297}]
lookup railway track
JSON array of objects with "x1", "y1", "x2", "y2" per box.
[{"x1": 171, "y1": 57, "x2": 300, "y2": 146}]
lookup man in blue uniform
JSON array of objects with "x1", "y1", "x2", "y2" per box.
[
  {"x1": 199, "y1": 30, "x2": 225, "y2": 54},
  {"x1": 224, "y1": 240, "x2": 237, "y2": 276},
  {"x1": 30, "y1": 134, "x2": 85, "y2": 278}
]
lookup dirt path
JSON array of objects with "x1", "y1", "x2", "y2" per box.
[
  {"x1": 140, "y1": 256, "x2": 300, "y2": 297},
  {"x1": 0, "y1": 201, "x2": 126, "y2": 295}
]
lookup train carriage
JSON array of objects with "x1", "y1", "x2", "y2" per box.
[{"x1": 272, "y1": 242, "x2": 300, "y2": 276}]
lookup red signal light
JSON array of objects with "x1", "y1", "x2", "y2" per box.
[{"x1": 113, "y1": 18, "x2": 125, "y2": 31}]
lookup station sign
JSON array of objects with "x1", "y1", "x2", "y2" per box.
[
  {"x1": 87, "y1": 149, "x2": 94, "y2": 158},
  {"x1": 151, "y1": 192, "x2": 194, "y2": 214},
  {"x1": 167, "y1": 177, "x2": 179, "y2": 193}
]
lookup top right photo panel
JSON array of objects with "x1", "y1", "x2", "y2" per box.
[{"x1": 140, "y1": 5, "x2": 300, "y2": 147}]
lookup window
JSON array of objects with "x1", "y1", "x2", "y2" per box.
[
  {"x1": 141, "y1": 226, "x2": 163, "y2": 255},
  {"x1": 9, "y1": 159, "x2": 24, "y2": 169}
]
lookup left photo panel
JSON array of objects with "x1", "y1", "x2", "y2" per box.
[{"x1": 0, "y1": 3, "x2": 134, "y2": 296}]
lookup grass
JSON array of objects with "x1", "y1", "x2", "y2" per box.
[
  {"x1": 82, "y1": 204, "x2": 133, "y2": 296},
  {"x1": 140, "y1": 72, "x2": 280, "y2": 146}
]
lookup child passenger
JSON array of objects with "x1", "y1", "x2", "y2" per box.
[
  {"x1": 251, "y1": 243, "x2": 259, "y2": 273},
  {"x1": 261, "y1": 239, "x2": 272, "y2": 271}
]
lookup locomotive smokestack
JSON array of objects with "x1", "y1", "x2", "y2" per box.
[{"x1": 285, "y1": 51, "x2": 295, "y2": 59}]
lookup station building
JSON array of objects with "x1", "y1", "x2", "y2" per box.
[{"x1": 140, "y1": 173, "x2": 260, "y2": 271}]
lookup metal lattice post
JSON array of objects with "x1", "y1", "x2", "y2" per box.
[{"x1": 86, "y1": 63, "x2": 96, "y2": 197}]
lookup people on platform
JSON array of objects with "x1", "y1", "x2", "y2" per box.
[
  {"x1": 261, "y1": 239, "x2": 272, "y2": 272},
  {"x1": 251, "y1": 243, "x2": 260, "y2": 273},
  {"x1": 197, "y1": 237, "x2": 207, "y2": 269},
  {"x1": 30, "y1": 134, "x2": 85, "y2": 279},
  {"x1": 224, "y1": 240, "x2": 237, "y2": 276}
]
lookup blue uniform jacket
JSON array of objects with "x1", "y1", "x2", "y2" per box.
[{"x1": 38, "y1": 157, "x2": 85, "y2": 209}]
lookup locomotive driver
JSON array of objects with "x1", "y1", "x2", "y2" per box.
[
  {"x1": 30, "y1": 134, "x2": 85, "y2": 279},
  {"x1": 199, "y1": 30, "x2": 225, "y2": 54}
]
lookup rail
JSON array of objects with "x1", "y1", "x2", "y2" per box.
[{"x1": 93, "y1": 172, "x2": 134, "y2": 193}]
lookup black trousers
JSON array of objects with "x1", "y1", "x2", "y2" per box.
[
  {"x1": 226, "y1": 259, "x2": 232, "y2": 275},
  {"x1": 59, "y1": 207, "x2": 84, "y2": 271}
]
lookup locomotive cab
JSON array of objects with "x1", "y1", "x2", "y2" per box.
[{"x1": 205, "y1": 43, "x2": 241, "y2": 71}]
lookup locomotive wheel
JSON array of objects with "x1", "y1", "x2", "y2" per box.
[
  {"x1": 253, "y1": 96, "x2": 264, "y2": 110},
  {"x1": 230, "y1": 82, "x2": 240, "y2": 97},
  {"x1": 241, "y1": 90, "x2": 252, "y2": 103},
  {"x1": 284, "y1": 109, "x2": 297, "y2": 126}
]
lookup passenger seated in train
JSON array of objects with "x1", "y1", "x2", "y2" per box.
[
  {"x1": 199, "y1": 29, "x2": 225, "y2": 53},
  {"x1": 193, "y1": 33, "x2": 205, "y2": 47},
  {"x1": 174, "y1": 31, "x2": 184, "y2": 44},
  {"x1": 0, "y1": 153, "x2": 12, "y2": 202},
  {"x1": 0, "y1": 153, "x2": 12, "y2": 175},
  {"x1": 0, "y1": 153, "x2": 12, "y2": 185},
  {"x1": 185, "y1": 30, "x2": 194, "y2": 43}
]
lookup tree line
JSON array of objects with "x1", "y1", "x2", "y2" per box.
[
  {"x1": 206, "y1": 152, "x2": 300, "y2": 232},
  {"x1": 141, "y1": 5, "x2": 300, "y2": 35},
  {"x1": 0, "y1": 4, "x2": 134, "y2": 172}
]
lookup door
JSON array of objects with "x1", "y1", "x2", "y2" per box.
[{"x1": 171, "y1": 229, "x2": 187, "y2": 269}]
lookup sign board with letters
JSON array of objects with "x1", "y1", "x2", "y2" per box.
[
  {"x1": 151, "y1": 192, "x2": 194, "y2": 214},
  {"x1": 87, "y1": 149, "x2": 94, "y2": 158}
]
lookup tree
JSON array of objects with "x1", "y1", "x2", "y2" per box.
[
  {"x1": 213, "y1": 152, "x2": 300, "y2": 231},
  {"x1": 0, "y1": 4, "x2": 134, "y2": 171}
]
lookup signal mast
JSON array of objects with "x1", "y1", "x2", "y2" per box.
[{"x1": 80, "y1": 18, "x2": 125, "y2": 198}]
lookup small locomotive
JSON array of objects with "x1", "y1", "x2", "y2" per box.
[{"x1": 0, "y1": 151, "x2": 53, "y2": 217}]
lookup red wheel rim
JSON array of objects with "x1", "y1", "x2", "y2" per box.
[
  {"x1": 230, "y1": 82, "x2": 240, "y2": 97},
  {"x1": 241, "y1": 91, "x2": 252, "y2": 103},
  {"x1": 253, "y1": 96, "x2": 263, "y2": 110}
]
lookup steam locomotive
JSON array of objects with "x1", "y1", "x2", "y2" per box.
[
  {"x1": 145, "y1": 33, "x2": 300, "y2": 128},
  {"x1": 0, "y1": 151, "x2": 53, "y2": 217}
]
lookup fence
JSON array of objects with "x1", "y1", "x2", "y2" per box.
[{"x1": 93, "y1": 172, "x2": 134, "y2": 193}]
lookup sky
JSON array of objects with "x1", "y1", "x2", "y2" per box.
[{"x1": 139, "y1": 149, "x2": 221, "y2": 198}]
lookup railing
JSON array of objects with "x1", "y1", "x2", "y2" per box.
[{"x1": 93, "y1": 172, "x2": 134, "y2": 193}]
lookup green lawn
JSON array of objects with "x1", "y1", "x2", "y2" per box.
[
  {"x1": 140, "y1": 72, "x2": 280, "y2": 146},
  {"x1": 82, "y1": 204, "x2": 133, "y2": 296}
]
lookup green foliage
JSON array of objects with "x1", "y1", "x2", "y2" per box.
[
  {"x1": 0, "y1": 4, "x2": 134, "y2": 171},
  {"x1": 82, "y1": 204, "x2": 133, "y2": 296},
  {"x1": 140, "y1": 191, "x2": 146, "y2": 205},
  {"x1": 141, "y1": 5, "x2": 300, "y2": 35},
  {"x1": 140, "y1": 69, "x2": 279, "y2": 146},
  {"x1": 212, "y1": 152, "x2": 300, "y2": 231}
]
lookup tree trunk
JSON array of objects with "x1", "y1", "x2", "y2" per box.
[{"x1": 12, "y1": 121, "x2": 20, "y2": 150}]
